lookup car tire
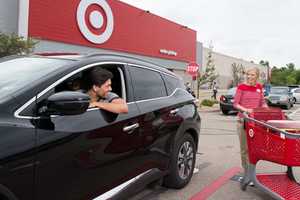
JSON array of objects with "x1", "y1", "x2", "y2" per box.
[
  {"x1": 221, "y1": 109, "x2": 229, "y2": 115},
  {"x1": 294, "y1": 97, "x2": 297, "y2": 103},
  {"x1": 163, "y1": 134, "x2": 196, "y2": 189}
]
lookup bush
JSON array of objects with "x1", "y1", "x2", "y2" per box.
[
  {"x1": 0, "y1": 32, "x2": 38, "y2": 58},
  {"x1": 201, "y1": 99, "x2": 215, "y2": 107}
]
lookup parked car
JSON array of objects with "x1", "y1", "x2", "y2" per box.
[
  {"x1": 266, "y1": 86, "x2": 294, "y2": 109},
  {"x1": 291, "y1": 87, "x2": 300, "y2": 103},
  {"x1": 288, "y1": 85, "x2": 299, "y2": 92},
  {"x1": 0, "y1": 54, "x2": 200, "y2": 200},
  {"x1": 219, "y1": 87, "x2": 237, "y2": 115}
]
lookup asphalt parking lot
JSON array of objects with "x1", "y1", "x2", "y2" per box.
[{"x1": 130, "y1": 103, "x2": 300, "y2": 200}]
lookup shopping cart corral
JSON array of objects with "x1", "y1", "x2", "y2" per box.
[{"x1": 241, "y1": 108, "x2": 300, "y2": 200}]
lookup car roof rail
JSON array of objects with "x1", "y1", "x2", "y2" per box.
[
  {"x1": 85, "y1": 53, "x2": 178, "y2": 77},
  {"x1": 34, "y1": 52, "x2": 81, "y2": 56}
]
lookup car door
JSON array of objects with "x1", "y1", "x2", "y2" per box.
[
  {"x1": 33, "y1": 64, "x2": 144, "y2": 200},
  {"x1": 294, "y1": 88, "x2": 300, "y2": 102},
  {"x1": 0, "y1": 113, "x2": 36, "y2": 200},
  {"x1": 127, "y1": 65, "x2": 185, "y2": 172}
]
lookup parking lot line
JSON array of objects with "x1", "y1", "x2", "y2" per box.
[{"x1": 189, "y1": 166, "x2": 242, "y2": 200}]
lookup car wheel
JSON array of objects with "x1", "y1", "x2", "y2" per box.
[
  {"x1": 294, "y1": 97, "x2": 297, "y2": 103},
  {"x1": 163, "y1": 134, "x2": 196, "y2": 189},
  {"x1": 221, "y1": 109, "x2": 229, "y2": 115}
]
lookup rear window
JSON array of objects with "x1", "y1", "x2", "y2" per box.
[
  {"x1": 0, "y1": 57, "x2": 71, "y2": 100},
  {"x1": 270, "y1": 87, "x2": 289, "y2": 94},
  {"x1": 162, "y1": 74, "x2": 181, "y2": 95},
  {"x1": 227, "y1": 87, "x2": 237, "y2": 95},
  {"x1": 129, "y1": 66, "x2": 167, "y2": 101}
]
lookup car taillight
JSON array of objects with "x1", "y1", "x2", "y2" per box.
[{"x1": 220, "y1": 95, "x2": 226, "y2": 102}]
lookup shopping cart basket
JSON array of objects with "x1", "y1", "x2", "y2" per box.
[{"x1": 241, "y1": 107, "x2": 300, "y2": 200}]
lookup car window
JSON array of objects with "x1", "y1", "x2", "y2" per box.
[
  {"x1": 54, "y1": 64, "x2": 127, "y2": 101},
  {"x1": 162, "y1": 74, "x2": 180, "y2": 95},
  {"x1": 295, "y1": 89, "x2": 300, "y2": 93},
  {"x1": 0, "y1": 57, "x2": 71, "y2": 101},
  {"x1": 227, "y1": 87, "x2": 237, "y2": 95},
  {"x1": 129, "y1": 66, "x2": 167, "y2": 101},
  {"x1": 270, "y1": 88, "x2": 289, "y2": 94}
]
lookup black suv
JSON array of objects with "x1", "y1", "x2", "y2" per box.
[{"x1": 0, "y1": 54, "x2": 200, "y2": 200}]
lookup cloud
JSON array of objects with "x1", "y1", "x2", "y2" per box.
[{"x1": 120, "y1": 0, "x2": 300, "y2": 67}]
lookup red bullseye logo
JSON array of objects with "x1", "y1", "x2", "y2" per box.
[{"x1": 77, "y1": 0, "x2": 114, "y2": 44}]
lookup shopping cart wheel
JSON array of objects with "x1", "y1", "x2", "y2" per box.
[
  {"x1": 240, "y1": 182, "x2": 247, "y2": 191},
  {"x1": 240, "y1": 177, "x2": 250, "y2": 191}
]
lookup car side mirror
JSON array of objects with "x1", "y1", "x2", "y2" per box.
[{"x1": 39, "y1": 91, "x2": 90, "y2": 116}]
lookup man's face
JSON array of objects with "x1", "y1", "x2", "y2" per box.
[{"x1": 94, "y1": 79, "x2": 112, "y2": 98}]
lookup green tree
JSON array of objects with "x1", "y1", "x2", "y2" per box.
[
  {"x1": 294, "y1": 70, "x2": 300, "y2": 84},
  {"x1": 286, "y1": 63, "x2": 295, "y2": 71},
  {"x1": 0, "y1": 32, "x2": 37, "y2": 58},
  {"x1": 197, "y1": 43, "x2": 218, "y2": 90},
  {"x1": 270, "y1": 63, "x2": 299, "y2": 85}
]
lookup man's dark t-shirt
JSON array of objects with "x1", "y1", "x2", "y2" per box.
[{"x1": 100, "y1": 92, "x2": 119, "y2": 103}]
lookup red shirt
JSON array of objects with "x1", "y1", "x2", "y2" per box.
[{"x1": 233, "y1": 83, "x2": 267, "y2": 118}]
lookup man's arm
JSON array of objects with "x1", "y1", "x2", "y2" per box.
[{"x1": 90, "y1": 98, "x2": 128, "y2": 114}]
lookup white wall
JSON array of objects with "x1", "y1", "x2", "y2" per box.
[
  {"x1": 0, "y1": 0, "x2": 19, "y2": 34},
  {"x1": 202, "y1": 47, "x2": 267, "y2": 89}
]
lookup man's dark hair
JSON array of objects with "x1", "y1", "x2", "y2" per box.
[{"x1": 85, "y1": 67, "x2": 113, "y2": 90}]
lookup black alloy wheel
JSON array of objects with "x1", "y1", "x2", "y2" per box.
[{"x1": 163, "y1": 134, "x2": 196, "y2": 189}]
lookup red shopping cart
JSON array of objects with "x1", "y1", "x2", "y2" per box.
[{"x1": 241, "y1": 107, "x2": 300, "y2": 200}]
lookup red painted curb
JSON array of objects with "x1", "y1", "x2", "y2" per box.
[{"x1": 189, "y1": 166, "x2": 242, "y2": 200}]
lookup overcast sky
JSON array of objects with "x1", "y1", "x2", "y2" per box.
[{"x1": 120, "y1": 0, "x2": 300, "y2": 68}]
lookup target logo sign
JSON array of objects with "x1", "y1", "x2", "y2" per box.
[{"x1": 76, "y1": 0, "x2": 114, "y2": 44}]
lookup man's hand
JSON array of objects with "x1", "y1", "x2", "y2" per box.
[{"x1": 89, "y1": 101, "x2": 99, "y2": 108}]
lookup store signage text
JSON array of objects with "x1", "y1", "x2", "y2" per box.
[{"x1": 159, "y1": 49, "x2": 177, "y2": 56}]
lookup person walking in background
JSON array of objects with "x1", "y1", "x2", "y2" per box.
[
  {"x1": 211, "y1": 82, "x2": 218, "y2": 100},
  {"x1": 185, "y1": 82, "x2": 195, "y2": 97},
  {"x1": 233, "y1": 67, "x2": 268, "y2": 185}
]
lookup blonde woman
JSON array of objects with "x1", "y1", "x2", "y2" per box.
[{"x1": 233, "y1": 67, "x2": 268, "y2": 183}]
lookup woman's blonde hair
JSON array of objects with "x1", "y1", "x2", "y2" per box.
[{"x1": 246, "y1": 67, "x2": 260, "y2": 78}]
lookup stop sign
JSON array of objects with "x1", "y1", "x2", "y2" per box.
[{"x1": 186, "y1": 62, "x2": 199, "y2": 77}]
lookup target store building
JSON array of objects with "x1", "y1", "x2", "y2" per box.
[{"x1": 0, "y1": 0, "x2": 201, "y2": 82}]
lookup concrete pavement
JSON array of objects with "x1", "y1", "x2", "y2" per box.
[{"x1": 130, "y1": 104, "x2": 300, "y2": 200}]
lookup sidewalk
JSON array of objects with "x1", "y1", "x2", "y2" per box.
[{"x1": 198, "y1": 103, "x2": 220, "y2": 112}]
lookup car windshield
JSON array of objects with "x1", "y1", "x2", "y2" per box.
[
  {"x1": 0, "y1": 57, "x2": 71, "y2": 100},
  {"x1": 227, "y1": 87, "x2": 237, "y2": 95},
  {"x1": 270, "y1": 88, "x2": 288, "y2": 94}
]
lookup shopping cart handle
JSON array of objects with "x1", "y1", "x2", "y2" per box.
[
  {"x1": 242, "y1": 112, "x2": 250, "y2": 118},
  {"x1": 243, "y1": 114, "x2": 300, "y2": 139}
]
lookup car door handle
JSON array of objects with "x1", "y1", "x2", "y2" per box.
[
  {"x1": 123, "y1": 123, "x2": 140, "y2": 133},
  {"x1": 170, "y1": 108, "x2": 179, "y2": 115}
]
